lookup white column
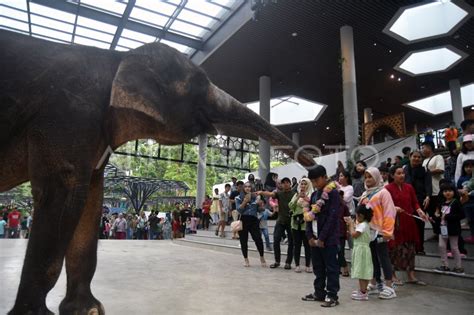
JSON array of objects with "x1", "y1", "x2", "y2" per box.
[
  {"x1": 258, "y1": 76, "x2": 271, "y2": 181},
  {"x1": 363, "y1": 108, "x2": 372, "y2": 124},
  {"x1": 340, "y1": 25, "x2": 359, "y2": 155},
  {"x1": 292, "y1": 132, "x2": 300, "y2": 146},
  {"x1": 196, "y1": 133, "x2": 207, "y2": 208},
  {"x1": 450, "y1": 79, "x2": 464, "y2": 127}
]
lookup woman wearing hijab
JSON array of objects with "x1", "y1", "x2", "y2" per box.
[
  {"x1": 289, "y1": 178, "x2": 313, "y2": 273},
  {"x1": 352, "y1": 161, "x2": 367, "y2": 206},
  {"x1": 359, "y1": 167, "x2": 397, "y2": 300}
]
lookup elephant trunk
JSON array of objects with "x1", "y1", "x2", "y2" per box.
[{"x1": 207, "y1": 84, "x2": 316, "y2": 168}]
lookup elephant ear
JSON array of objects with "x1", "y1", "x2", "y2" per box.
[{"x1": 110, "y1": 53, "x2": 167, "y2": 123}]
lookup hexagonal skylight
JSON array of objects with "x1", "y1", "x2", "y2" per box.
[
  {"x1": 383, "y1": 0, "x2": 471, "y2": 44},
  {"x1": 246, "y1": 96, "x2": 327, "y2": 126},
  {"x1": 404, "y1": 83, "x2": 474, "y2": 115},
  {"x1": 394, "y1": 46, "x2": 468, "y2": 76}
]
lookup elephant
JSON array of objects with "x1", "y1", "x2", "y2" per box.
[{"x1": 0, "y1": 29, "x2": 315, "y2": 314}]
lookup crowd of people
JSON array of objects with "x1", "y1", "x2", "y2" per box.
[{"x1": 204, "y1": 119, "x2": 474, "y2": 307}]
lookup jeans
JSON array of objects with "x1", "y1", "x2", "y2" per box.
[
  {"x1": 261, "y1": 228, "x2": 271, "y2": 248},
  {"x1": 292, "y1": 229, "x2": 310, "y2": 267},
  {"x1": 370, "y1": 238, "x2": 393, "y2": 283},
  {"x1": 238, "y1": 215, "x2": 264, "y2": 258},
  {"x1": 136, "y1": 228, "x2": 145, "y2": 240},
  {"x1": 273, "y1": 223, "x2": 293, "y2": 264},
  {"x1": 311, "y1": 245, "x2": 340, "y2": 300}
]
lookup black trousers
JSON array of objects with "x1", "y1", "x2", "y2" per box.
[
  {"x1": 338, "y1": 237, "x2": 347, "y2": 268},
  {"x1": 202, "y1": 213, "x2": 210, "y2": 229},
  {"x1": 238, "y1": 215, "x2": 264, "y2": 258},
  {"x1": 312, "y1": 245, "x2": 340, "y2": 300},
  {"x1": 292, "y1": 229, "x2": 311, "y2": 267},
  {"x1": 370, "y1": 238, "x2": 393, "y2": 283},
  {"x1": 273, "y1": 222, "x2": 293, "y2": 264},
  {"x1": 427, "y1": 195, "x2": 440, "y2": 234}
]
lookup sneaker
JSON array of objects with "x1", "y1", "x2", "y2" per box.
[
  {"x1": 351, "y1": 291, "x2": 368, "y2": 301},
  {"x1": 270, "y1": 263, "x2": 280, "y2": 269},
  {"x1": 284, "y1": 263, "x2": 291, "y2": 270},
  {"x1": 460, "y1": 253, "x2": 467, "y2": 259},
  {"x1": 215, "y1": 230, "x2": 218, "y2": 236},
  {"x1": 301, "y1": 293, "x2": 325, "y2": 302},
  {"x1": 378, "y1": 286, "x2": 396, "y2": 300},
  {"x1": 451, "y1": 267, "x2": 465, "y2": 275},
  {"x1": 367, "y1": 283, "x2": 381, "y2": 295},
  {"x1": 321, "y1": 296, "x2": 339, "y2": 307},
  {"x1": 447, "y1": 252, "x2": 452, "y2": 258},
  {"x1": 295, "y1": 266, "x2": 302, "y2": 273},
  {"x1": 434, "y1": 266, "x2": 450, "y2": 273},
  {"x1": 266, "y1": 246, "x2": 273, "y2": 252},
  {"x1": 305, "y1": 266, "x2": 312, "y2": 273}
]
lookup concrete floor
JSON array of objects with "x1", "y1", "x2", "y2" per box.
[{"x1": 1, "y1": 239, "x2": 473, "y2": 315}]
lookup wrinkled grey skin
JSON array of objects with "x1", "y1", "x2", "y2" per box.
[{"x1": 0, "y1": 30, "x2": 315, "y2": 315}]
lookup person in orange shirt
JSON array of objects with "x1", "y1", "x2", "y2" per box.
[{"x1": 445, "y1": 121, "x2": 459, "y2": 156}]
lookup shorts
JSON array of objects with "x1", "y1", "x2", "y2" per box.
[{"x1": 219, "y1": 210, "x2": 228, "y2": 222}]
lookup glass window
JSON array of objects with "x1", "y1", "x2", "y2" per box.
[
  {"x1": 76, "y1": 16, "x2": 117, "y2": 34},
  {"x1": 31, "y1": 24, "x2": 72, "y2": 42},
  {"x1": 79, "y1": 0, "x2": 126, "y2": 16},
  {"x1": 130, "y1": 7, "x2": 169, "y2": 27},
  {"x1": 75, "y1": 26, "x2": 114, "y2": 44},
  {"x1": 74, "y1": 35, "x2": 111, "y2": 49}
]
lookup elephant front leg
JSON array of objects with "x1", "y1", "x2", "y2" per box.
[
  {"x1": 59, "y1": 170, "x2": 105, "y2": 315},
  {"x1": 8, "y1": 174, "x2": 90, "y2": 315}
]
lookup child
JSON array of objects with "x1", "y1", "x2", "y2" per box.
[
  {"x1": 345, "y1": 205, "x2": 373, "y2": 301},
  {"x1": 257, "y1": 197, "x2": 274, "y2": 252},
  {"x1": 338, "y1": 191, "x2": 351, "y2": 277},
  {"x1": 434, "y1": 182, "x2": 465, "y2": 274},
  {"x1": 190, "y1": 212, "x2": 199, "y2": 234}
]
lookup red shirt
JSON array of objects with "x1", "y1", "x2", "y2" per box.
[
  {"x1": 202, "y1": 200, "x2": 212, "y2": 214},
  {"x1": 8, "y1": 210, "x2": 21, "y2": 228},
  {"x1": 385, "y1": 183, "x2": 420, "y2": 248}
]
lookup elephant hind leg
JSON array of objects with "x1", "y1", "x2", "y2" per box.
[{"x1": 59, "y1": 170, "x2": 105, "y2": 315}]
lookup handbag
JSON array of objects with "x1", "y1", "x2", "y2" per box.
[{"x1": 231, "y1": 214, "x2": 242, "y2": 233}]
